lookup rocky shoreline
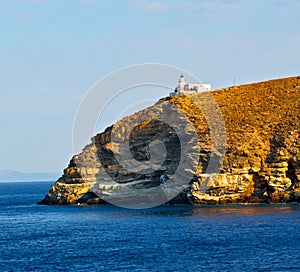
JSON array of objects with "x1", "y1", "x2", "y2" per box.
[{"x1": 39, "y1": 76, "x2": 300, "y2": 206}]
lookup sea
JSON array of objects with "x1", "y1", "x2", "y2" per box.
[{"x1": 0, "y1": 182, "x2": 299, "y2": 272}]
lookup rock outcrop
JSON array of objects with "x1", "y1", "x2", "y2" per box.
[{"x1": 39, "y1": 76, "x2": 300, "y2": 206}]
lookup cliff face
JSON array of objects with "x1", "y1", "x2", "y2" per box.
[{"x1": 40, "y1": 76, "x2": 300, "y2": 206}]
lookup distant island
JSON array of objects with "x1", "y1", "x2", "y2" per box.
[
  {"x1": 0, "y1": 169, "x2": 60, "y2": 182},
  {"x1": 40, "y1": 76, "x2": 300, "y2": 205}
]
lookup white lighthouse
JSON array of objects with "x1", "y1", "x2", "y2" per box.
[
  {"x1": 178, "y1": 74, "x2": 186, "y2": 91},
  {"x1": 169, "y1": 74, "x2": 211, "y2": 96}
]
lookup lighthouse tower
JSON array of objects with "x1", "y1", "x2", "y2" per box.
[
  {"x1": 178, "y1": 74, "x2": 186, "y2": 92},
  {"x1": 169, "y1": 74, "x2": 211, "y2": 96}
]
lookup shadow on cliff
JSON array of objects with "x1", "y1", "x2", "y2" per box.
[
  {"x1": 76, "y1": 191, "x2": 107, "y2": 205},
  {"x1": 266, "y1": 134, "x2": 299, "y2": 187}
]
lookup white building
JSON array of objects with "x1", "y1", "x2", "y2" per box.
[{"x1": 169, "y1": 74, "x2": 211, "y2": 96}]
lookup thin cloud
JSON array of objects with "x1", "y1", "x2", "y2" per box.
[
  {"x1": 186, "y1": 0, "x2": 244, "y2": 20},
  {"x1": 74, "y1": 0, "x2": 97, "y2": 3},
  {"x1": 127, "y1": 0, "x2": 171, "y2": 13},
  {"x1": 143, "y1": 1, "x2": 170, "y2": 13},
  {"x1": 200, "y1": 0, "x2": 242, "y2": 12}
]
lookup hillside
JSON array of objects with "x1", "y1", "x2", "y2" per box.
[{"x1": 39, "y1": 76, "x2": 300, "y2": 206}]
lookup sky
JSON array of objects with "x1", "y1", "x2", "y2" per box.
[{"x1": 0, "y1": 0, "x2": 300, "y2": 173}]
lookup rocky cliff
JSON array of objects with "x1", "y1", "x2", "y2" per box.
[{"x1": 39, "y1": 76, "x2": 300, "y2": 206}]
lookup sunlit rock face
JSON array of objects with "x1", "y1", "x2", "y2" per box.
[{"x1": 39, "y1": 76, "x2": 300, "y2": 206}]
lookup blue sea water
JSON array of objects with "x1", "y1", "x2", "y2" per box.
[{"x1": 0, "y1": 182, "x2": 299, "y2": 272}]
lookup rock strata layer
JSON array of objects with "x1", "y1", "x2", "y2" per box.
[{"x1": 40, "y1": 76, "x2": 300, "y2": 205}]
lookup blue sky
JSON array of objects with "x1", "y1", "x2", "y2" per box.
[{"x1": 0, "y1": 0, "x2": 300, "y2": 173}]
